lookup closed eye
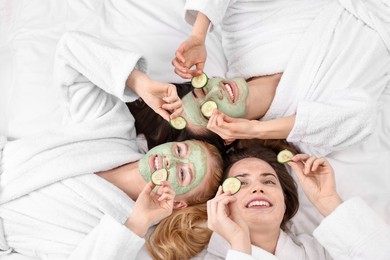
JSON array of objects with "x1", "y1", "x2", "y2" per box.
[{"x1": 192, "y1": 88, "x2": 207, "y2": 99}]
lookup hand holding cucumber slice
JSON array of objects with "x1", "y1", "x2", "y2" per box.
[
  {"x1": 222, "y1": 177, "x2": 242, "y2": 195},
  {"x1": 169, "y1": 116, "x2": 187, "y2": 130},
  {"x1": 201, "y1": 101, "x2": 218, "y2": 118},
  {"x1": 151, "y1": 168, "x2": 168, "y2": 185},
  {"x1": 277, "y1": 149, "x2": 294, "y2": 164},
  {"x1": 191, "y1": 72, "x2": 208, "y2": 88}
]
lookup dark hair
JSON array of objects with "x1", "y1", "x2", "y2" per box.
[
  {"x1": 223, "y1": 139, "x2": 299, "y2": 230},
  {"x1": 126, "y1": 82, "x2": 226, "y2": 152}
]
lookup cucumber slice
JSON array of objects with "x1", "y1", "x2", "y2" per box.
[
  {"x1": 222, "y1": 177, "x2": 242, "y2": 195},
  {"x1": 169, "y1": 116, "x2": 187, "y2": 130},
  {"x1": 151, "y1": 168, "x2": 168, "y2": 185},
  {"x1": 191, "y1": 72, "x2": 208, "y2": 88},
  {"x1": 277, "y1": 149, "x2": 294, "y2": 164},
  {"x1": 201, "y1": 101, "x2": 218, "y2": 118}
]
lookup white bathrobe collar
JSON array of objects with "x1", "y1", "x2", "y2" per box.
[{"x1": 207, "y1": 229, "x2": 305, "y2": 258}]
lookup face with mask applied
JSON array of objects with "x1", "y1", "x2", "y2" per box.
[
  {"x1": 139, "y1": 140, "x2": 209, "y2": 195},
  {"x1": 181, "y1": 77, "x2": 249, "y2": 127}
]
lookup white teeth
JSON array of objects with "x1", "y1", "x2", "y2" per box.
[
  {"x1": 224, "y1": 83, "x2": 234, "y2": 101},
  {"x1": 247, "y1": 200, "x2": 270, "y2": 208},
  {"x1": 154, "y1": 157, "x2": 160, "y2": 170}
]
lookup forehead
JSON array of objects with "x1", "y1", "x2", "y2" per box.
[{"x1": 228, "y1": 157, "x2": 276, "y2": 177}]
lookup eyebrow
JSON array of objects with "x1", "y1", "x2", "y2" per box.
[{"x1": 234, "y1": 172, "x2": 278, "y2": 179}]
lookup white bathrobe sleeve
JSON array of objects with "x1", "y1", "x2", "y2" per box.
[
  {"x1": 313, "y1": 197, "x2": 390, "y2": 259},
  {"x1": 54, "y1": 31, "x2": 147, "y2": 124},
  {"x1": 67, "y1": 215, "x2": 144, "y2": 260},
  {"x1": 52, "y1": 32, "x2": 148, "y2": 259},
  {"x1": 288, "y1": 90, "x2": 376, "y2": 156},
  {"x1": 184, "y1": 0, "x2": 236, "y2": 30}
]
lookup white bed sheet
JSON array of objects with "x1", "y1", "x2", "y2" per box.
[{"x1": 0, "y1": 0, "x2": 227, "y2": 140}]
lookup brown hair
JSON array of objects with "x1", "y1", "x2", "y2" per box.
[
  {"x1": 126, "y1": 82, "x2": 225, "y2": 152},
  {"x1": 224, "y1": 139, "x2": 299, "y2": 230},
  {"x1": 147, "y1": 140, "x2": 223, "y2": 259}
]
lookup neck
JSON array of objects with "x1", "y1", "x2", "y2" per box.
[
  {"x1": 96, "y1": 161, "x2": 146, "y2": 201},
  {"x1": 245, "y1": 73, "x2": 282, "y2": 120},
  {"x1": 249, "y1": 225, "x2": 281, "y2": 254}
]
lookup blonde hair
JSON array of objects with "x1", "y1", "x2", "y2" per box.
[
  {"x1": 147, "y1": 141, "x2": 223, "y2": 259},
  {"x1": 147, "y1": 204, "x2": 211, "y2": 260}
]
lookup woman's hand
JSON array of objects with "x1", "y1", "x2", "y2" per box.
[
  {"x1": 288, "y1": 154, "x2": 342, "y2": 216},
  {"x1": 172, "y1": 35, "x2": 207, "y2": 79},
  {"x1": 125, "y1": 181, "x2": 175, "y2": 237},
  {"x1": 127, "y1": 70, "x2": 183, "y2": 121},
  {"x1": 207, "y1": 110, "x2": 257, "y2": 144},
  {"x1": 207, "y1": 186, "x2": 251, "y2": 254}
]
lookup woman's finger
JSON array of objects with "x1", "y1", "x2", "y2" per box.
[
  {"x1": 287, "y1": 161, "x2": 306, "y2": 182},
  {"x1": 158, "y1": 192, "x2": 175, "y2": 202},
  {"x1": 291, "y1": 154, "x2": 310, "y2": 162},
  {"x1": 304, "y1": 156, "x2": 317, "y2": 174},
  {"x1": 311, "y1": 157, "x2": 326, "y2": 172},
  {"x1": 215, "y1": 196, "x2": 236, "y2": 219},
  {"x1": 155, "y1": 108, "x2": 171, "y2": 122},
  {"x1": 173, "y1": 67, "x2": 192, "y2": 79}
]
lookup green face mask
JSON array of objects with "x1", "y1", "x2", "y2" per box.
[
  {"x1": 182, "y1": 77, "x2": 249, "y2": 127},
  {"x1": 139, "y1": 141, "x2": 208, "y2": 195}
]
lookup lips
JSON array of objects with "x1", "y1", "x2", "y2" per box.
[
  {"x1": 149, "y1": 155, "x2": 163, "y2": 172},
  {"x1": 246, "y1": 198, "x2": 272, "y2": 208},
  {"x1": 223, "y1": 81, "x2": 237, "y2": 103}
]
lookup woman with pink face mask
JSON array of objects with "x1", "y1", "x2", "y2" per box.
[{"x1": 202, "y1": 142, "x2": 390, "y2": 259}]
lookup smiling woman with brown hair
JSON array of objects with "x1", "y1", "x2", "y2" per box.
[{"x1": 201, "y1": 140, "x2": 390, "y2": 259}]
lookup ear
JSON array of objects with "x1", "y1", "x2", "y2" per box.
[{"x1": 173, "y1": 201, "x2": 188, "y2": 209}]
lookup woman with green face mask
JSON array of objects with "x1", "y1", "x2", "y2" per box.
[
  {"x1": 0, "y1": 32, "x2": 223, "y2": 260},
  {"x1": 172, "y1": 0, "x2": 390, "y2": 159}
]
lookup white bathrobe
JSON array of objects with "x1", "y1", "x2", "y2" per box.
[
  {"x1": 262, "y1": 0, "x2": 390, "y2": 156},
  {"x1": 185, "y1": 0, "x2": 390, "y2": 157},
  {"x1": 0, "y1": 32, "x2": 148, "y2": 259},
  {"x1": 184, "y1": 0, "x2": 330, "y2": 78},
  {"x1": 201, "y1": 198, "x2": 390, "y2": 260},
  {"x1": 260, "y1": 0, "x2": 390, "y2": 239}
]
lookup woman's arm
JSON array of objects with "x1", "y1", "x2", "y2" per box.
[
  {"x1": 313, "y1": 197, "x2": 390, "y2": 259},
  {"x1": 54, "y1": 31, "x2": 146, "y2": 124},
  {"x1": 55, "y1": 31, "x2": 182, "y2": 123},
  {"x1": 172, "y1": 12, "x2": 210, "y2": 79},
  {"x1": 206, "y1": 111, "x2": 295, "y2": 144},
  {"x1": 67, "y1": 181, "x2": 175, "y2": 260},
  {"x1": 67, "y1": 214, "x2": 145, "y2": 260},
  {"x1": 289, "y1": 155, "x2": 390, "y2": 259},
  {"x1": 125, "y1": 181, "x2": 175, "y2": 237},
  {"x1": 207, "y1": 187, "x2": 252, "y2": 254},
  {"x1": 126, "y1": 69, "x2": 183, "y2": 120}
]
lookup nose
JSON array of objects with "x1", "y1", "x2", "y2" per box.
[
  {"x1": 163, "y1": 155, "x2": 187, "y2": 169},
  {"x1": 251, "y1": 186, "x2": 264, "y2": 194},
  {"x1": 163, "y1": 155, "x2": 170, "y2": 168}
]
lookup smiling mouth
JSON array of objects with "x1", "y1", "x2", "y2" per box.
[
  {"x1": 246, "y1": 200, "x2": 271, "y2": 208},
  {"x1": 223, "y1": 82, "x2": 236, "y2": 103},
  {"x1": 150, "y1": 155, "x2": 163, "y2": 172}
]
